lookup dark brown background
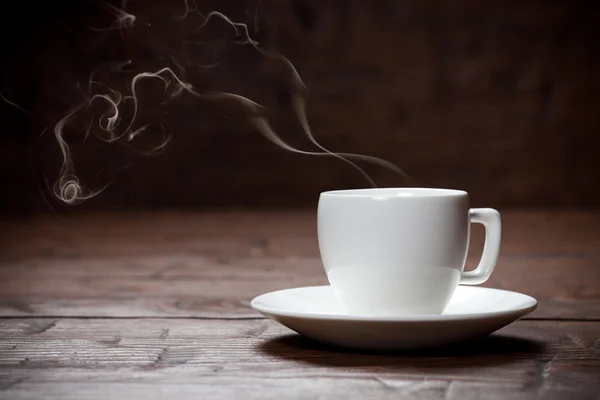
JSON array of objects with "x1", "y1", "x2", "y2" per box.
[{"x1": 1, "y1": 0, "x2": 599, "y2": 214}]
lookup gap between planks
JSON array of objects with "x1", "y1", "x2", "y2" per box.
[{"x1": 0, "y1": 315, "x2": 599, "y2": 322}]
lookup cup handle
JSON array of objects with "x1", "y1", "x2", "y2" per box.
[{"x1": 460, "y1": 208, "x2": 502, "y2": 285}]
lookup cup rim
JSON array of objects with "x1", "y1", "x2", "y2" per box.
[{"x1": 320, "y1": 187, "x2": 468, "y2": 198}]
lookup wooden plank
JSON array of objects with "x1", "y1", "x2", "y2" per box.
[
  {"x1": 1, "y1": 211, "x2": 600, "y2": 259},
  {"x1": 2, "y1": 376, "x2": 599, "y2": 400},
  {"x1": 0, "y1": 318, "x2": 599, "y2": 399},
  {"x1": 2, "y1": 378, "x2": 598, "y2": 400},
  {"x1": 0, "y1": 255, "x2": 598, "y2": 319},
  {"x1": 0, "y1": 211, "x2": 599, "y2": 319}
]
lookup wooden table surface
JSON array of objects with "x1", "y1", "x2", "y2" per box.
[{"x1": 0, "y1": 210, "x2": 599, "y2": 399}]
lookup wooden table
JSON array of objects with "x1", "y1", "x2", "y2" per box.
[{"x1": 0, "y1": 211, "x2": 599, "y2": 399}]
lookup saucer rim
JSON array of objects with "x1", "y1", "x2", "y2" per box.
[{"x1": 250, "y1": 285, "x2": 538, "y2": 322}]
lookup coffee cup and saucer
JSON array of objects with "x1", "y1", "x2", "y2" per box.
[{"x1": 251, "y1": 188, "x2": 537, "y2": 350}]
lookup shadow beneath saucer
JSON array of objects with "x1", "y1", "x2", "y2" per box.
[{"x1": 258, "y1": 333, "x2": 546, "y2": 369}]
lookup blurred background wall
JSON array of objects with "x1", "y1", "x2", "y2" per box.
[{"x1": 1, "y1": 0, "x2": 599, "y2": 214}]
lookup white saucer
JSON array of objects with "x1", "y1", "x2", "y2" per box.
[{"x1": 250, "y1": 285, "x2": 537, "y2": 350}]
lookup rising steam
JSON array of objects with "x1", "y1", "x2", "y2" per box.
[
  {"x1": 6, "y1": 2, "x2": 412, "y2": 206},
  {"x1": 87, "y1": 0, "x2": 136, "y2": 31}
]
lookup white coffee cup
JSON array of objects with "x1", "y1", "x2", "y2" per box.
[{"x1": 317, "y1": 188, "x2": 502, "y2": 316}]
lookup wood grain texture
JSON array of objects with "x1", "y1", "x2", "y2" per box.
[
  {"x1": 0, "y1": 211, "x2": 599, "y2": 319},
  {"x1": 0, "y1": 318, "x2": 599, "y2": 400}
]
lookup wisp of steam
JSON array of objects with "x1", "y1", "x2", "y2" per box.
[{"x1": 6, "y1": 0, "x2": 412, "y2": 205}]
